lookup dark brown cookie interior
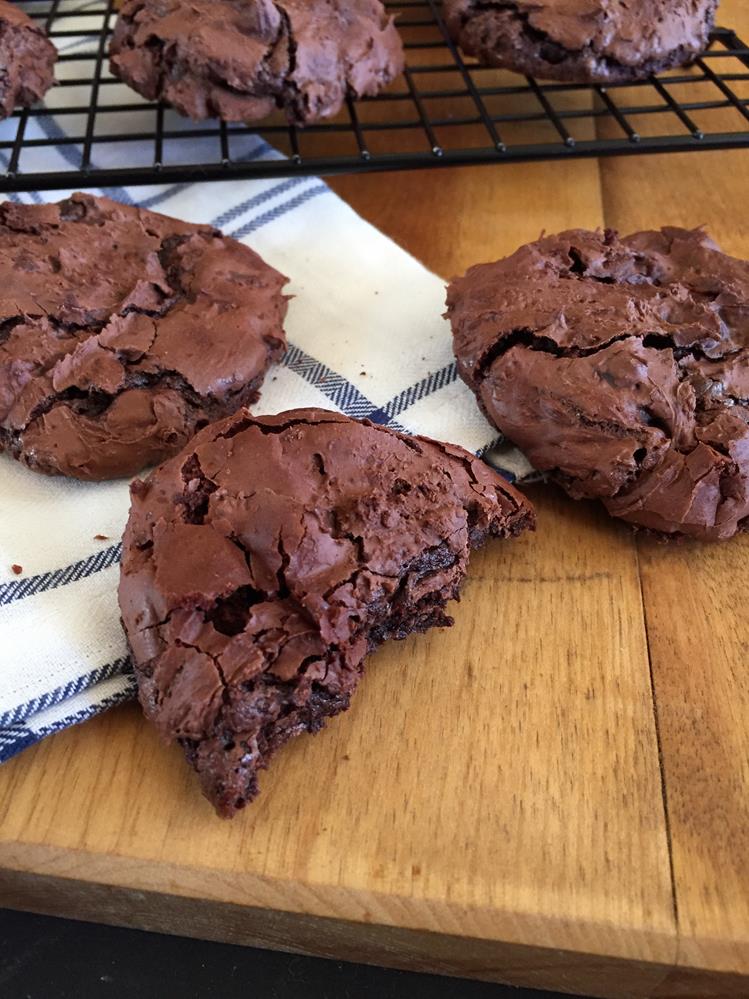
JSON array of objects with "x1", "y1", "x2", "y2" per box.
[
  {"x1": 119, "y1": 408, "x2": 534, "y2": 815},
  {"x1": 447, "y1": 227, "x2": 749, "y2": 540}
]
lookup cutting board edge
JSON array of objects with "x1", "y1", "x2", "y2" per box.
[
  {"x1": 0, "y1": 838, "x2": 680, "y2": 965},
  {"x1": 0, "y1": 864, "x2": 683, "y2": 999}
]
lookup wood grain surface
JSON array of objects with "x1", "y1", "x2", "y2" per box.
[
  {"x1": 598, "y1": 7, "x2": 749, "y2": 981},
  {"x1": 1, "y1": 3, "x2": 748, "y2": 997}
]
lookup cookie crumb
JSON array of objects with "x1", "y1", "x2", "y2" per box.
[{"x1": 11, "y1": 564, "x2": 22, "y2": 575}]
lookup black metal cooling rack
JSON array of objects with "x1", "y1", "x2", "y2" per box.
[{"x1": 2, "y1": 0, "x2": 749, "y2": 192}]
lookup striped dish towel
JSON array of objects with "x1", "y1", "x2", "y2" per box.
[{"x1": 0, "y1": 12, "x2": 530, "y2": 762}]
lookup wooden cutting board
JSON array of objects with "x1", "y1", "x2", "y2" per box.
[{"x1": 1, "y1": 5, "x2": 748, "y2": 996}]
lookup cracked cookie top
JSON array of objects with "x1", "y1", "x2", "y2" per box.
[
  {"x1": 447, "y1": 227, "x2": 749, "y2": 540},
  {"x1": 109, "y1": 0, "x2": 404, "y2": 125},
  {"x1": 444, "y1": 0, "x2": 717, "y2": 84},
  {"x1": 0, "y1": 193, "x2": 288, "y2": 480},
  {"x1": 0, "y1": 0, "x2": 57, "y2": 119},
  {"x1": 119, "y1": 407, "x2": 534, "y2": 815}
]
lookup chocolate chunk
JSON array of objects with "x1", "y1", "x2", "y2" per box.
[
  {"x1": 109, "y1": 0, "x2": 404, "y2": 125},
  {"x1": 447, "y1": 226, "x2": 749, "y2": 541},
  {"x1": 0, "y1": 193, "x2": 288, "y2": 480},
  {"x1": 119, "y1": 408, "x2": 534, "y2": 816},
  {"x1": 444, "y1": 0, "x2": 717, "y2": 84},
  {"x1": 0, "y1": 0, "x2": 57, "y2": 119}
]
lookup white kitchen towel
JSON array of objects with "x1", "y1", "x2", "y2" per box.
[{"x1": 0, "y1": 11, "x2": 531, "y2": 763}]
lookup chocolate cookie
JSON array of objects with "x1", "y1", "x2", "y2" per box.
[
  {"x1": 119, "y1": 408, "x2": 534, "y2": 816},
  {"x1": 0, "y1": 193, "x2": 288, "y2": 480},
  {"x1": 0, "y1": 0, "x2": 57, "y2": 119},
  {"x1": 447, "y1": 227, "x2": 749, "y2": 541},
  {"x1": 109, "y1": 0, "x2": 404, "y2": 125},
  {"x1": 444, "y1": 0, "x2": 717, "y2": 84}
]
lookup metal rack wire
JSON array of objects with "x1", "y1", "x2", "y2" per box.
[{"x1": 2, "y1": 0, "x2": 749, "y2": 191}]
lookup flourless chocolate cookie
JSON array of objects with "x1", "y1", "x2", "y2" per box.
[
  {"x1": 109, "y1": 0, "x2": 404, "y2": 125},
  {"x1": 0, "y1": 193, "x2": 288, "y2": 480},
  {"x1": 119, "y1": 408, "x2": 535, "y2": 816},
  {"x1": 447, "y1": 227, "x2": 749, "y2": 541},
  {"x1": 0, "y1": 0, "x2": 57, "y2": 119},
  {"x1": 444, "y1": 0, "x2": 717, "y2": 84}
]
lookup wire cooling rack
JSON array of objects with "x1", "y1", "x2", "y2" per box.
[{"x1": 2, "y1": 0, "x2": 749, "y2": 191}]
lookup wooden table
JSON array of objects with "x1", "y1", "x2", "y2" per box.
[{"x1": 1, "y1": 5, "x2": 748, "y2": 996}]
